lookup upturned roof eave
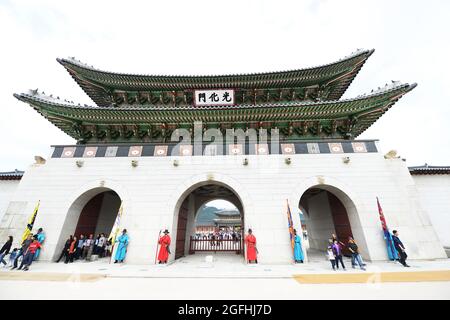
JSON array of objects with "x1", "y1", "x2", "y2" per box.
[
  {"x1": 14, "y1": 81, "x2": 414, "y2": 112},
  {"x1": 13, "y1": 82, "x2": 416, "y2": 141},
  {"x1": 57, "y1": 49, "x2": 374, "y2": 106}
]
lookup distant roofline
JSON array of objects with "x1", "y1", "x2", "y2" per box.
[
  {"x1": 409, "y1": 165, "x2": 450, "y2": 175},
  {"x1": 0, "y1": 169, "x2": 24, "y2": 180}
]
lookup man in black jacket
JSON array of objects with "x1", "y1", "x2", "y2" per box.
[
  {"x1": 392, "y1": 230, "x2": 410, "y2": 267},
  {"x1": 0, "y1": 236, "x2": 13, "y2": 265}
]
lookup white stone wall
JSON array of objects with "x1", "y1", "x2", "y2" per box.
[
  {"x1": 411, "y1": 174, "x2": 450, "y2": 248},
  {"x1": 0, "y1": 144, "x2": 446, "y2": 264},
  {"x1": 0, "y1": 180, "x2": 20, "y2": 223},
  {"x1": 303, "y1": 191, "x2": 335, "y2": 251}
]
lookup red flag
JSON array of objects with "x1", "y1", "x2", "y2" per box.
[
  {"x1": 377, "y1": 197, "x2": 388, "y2": 231},
  {"x1": 376, "y1": 197, "x2": 398, "y2": 260}
]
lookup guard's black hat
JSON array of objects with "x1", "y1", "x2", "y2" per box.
[{"x1": 163, "y1": 229, "x2": 169, "y2": 234}]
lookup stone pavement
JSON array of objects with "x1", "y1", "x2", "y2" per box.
[
  {"x1": 1, "y1": 252, "x2": 450, "y2": 280},
  {"x1": 1, "y1": 253, "x2": 450, "y2": 300}
]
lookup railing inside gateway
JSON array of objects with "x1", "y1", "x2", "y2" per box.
[{"x1": 189, "y1": 236, "x2": 243, "y2": 254}]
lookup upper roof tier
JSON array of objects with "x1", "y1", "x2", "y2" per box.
[
  {"x1": 14, "y1": 81, "x2": 416, "y2": 143},
  {"x1": 57, "y1": 49, "x2": 374, "y2": 107}
]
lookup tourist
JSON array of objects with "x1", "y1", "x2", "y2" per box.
[
  {"x1": 332, "y1": 239, "x2": 346, "y2": 270},
  {"x1": 210, "y1": 233, "x2": 216, "y2": 247},
  {"x1": 18, "y1": 235, "x2": 42, "y2": 271},
  {"x1": 8, "y1": 248, "x2": 18, "y2": 267},
  {"x1": 75, "y1": 234, "x2": 85, "y2": 260},
  {"x1": 105, "y1": 238, "x2": 112, "y2": 257},
  {"x1": 97, "y1": 233, "x2": 106, "y2": 257},
  {"x1": 327, "y1": 239, "x2": 336, "y2": 271},
  {"x1": 392, "y1": 230, "x2": 410, "y2": 267},
  {"x1": 157, "y1": 229, "x2": 171, "y2": 264},
  {"x1": 56, "y1": 235, "x2": 73, "y2": 263},
  {"x1": 93, "y1": 234, "x2": 100, "y2": 255},
  {"x1": 114, "y1": 229, "x2": 129, "y2": 263},
  {"x1": 293, "y1": 229, "x2": 304, "y2": 263},
  {"x1": 302, "y1": 229, "x2": 308, "y2": 240},
  {"x1": 0, "y1": 236, "x2": 13, "y2": 266},
  {"x1": 33, "y1": 228, "x2": 45, "y2": 261},
  {"x1": 65, "y1": 236, "x2": 77, "y2": 264},
  {"x1": 82, "y1": 234, "x2": 94, "y2": 260},
  {"x1": 245, "y1": 229, "x2": 258, "y2": 264},
  {"x1": 11, "y1": 234, "x2": 33, "y2": 270},
  {"x1": 348, "y1": 236, "x2": 365, "y2": 270}
]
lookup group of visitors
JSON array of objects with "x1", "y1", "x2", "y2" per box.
[
  {"x1": 56, "y1": 232, "x2": 111, "y2": 264},
  {"x1": 325, "y1": 230, "x2": 410, "y2": 270},
  {"x1": 327, "y1": 234, "x2": 365, "y2": 271},
  {"x1": 0, "y1": 228, "x2": 46, "y2": 272},
  {"x1": 195, "y1": 230, "x2": 241, "y2": 243}
]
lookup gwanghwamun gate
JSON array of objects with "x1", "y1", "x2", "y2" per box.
[{"x1": 1, "y1": 49, "x2": 449, "y2": 264}]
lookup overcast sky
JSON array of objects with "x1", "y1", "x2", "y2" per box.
[{"x1": 0, "y1": 0, "x2": 449, "y2": 178}]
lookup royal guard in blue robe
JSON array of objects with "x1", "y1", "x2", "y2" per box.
[
  {"x1": 33, "y1": 228, "x2": 45, "y2": 260},
  {"x1": 293, "y1": 229, "x2": 304, "y2": 263},
  {"x1": 114, "y1": 229, "x2": 129, "y2": 263}
]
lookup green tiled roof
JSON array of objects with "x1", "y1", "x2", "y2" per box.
[
  {"x1": 14, "y1": 82, "x2": 416, "y2": 143},
  {"x1": 57, "y1": 49, "x2": 374, "y2": 107}
]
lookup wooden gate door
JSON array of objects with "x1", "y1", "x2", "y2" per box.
[
  {"x1": 74, "y1": 193, "x2": 104, "y2": 237},
  {"x1": 175, "y1": 199, "x2": 189, "y2": 259},
  {"x1": 328, "y1": 192, "x2": 353, "y2": 256}
]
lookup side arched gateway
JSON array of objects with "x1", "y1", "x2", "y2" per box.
[
  {"x1": 298, "y1": 184, "x2": 368, "y2": 259},
  {"x1": 53, "y1": 187, "x2": 122, "y2": 260}
]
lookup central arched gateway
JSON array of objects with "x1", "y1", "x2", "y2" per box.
[{"x1": 172, "y1": 182, "x2": 245, "y2": 260}]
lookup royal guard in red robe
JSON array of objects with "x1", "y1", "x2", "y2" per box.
[
  {"x1": 245, "y1": 229, "x2": 258, "y2": 263},
  {"x1": 158, "y1": 230, "x2": 171, "y2": 264}
]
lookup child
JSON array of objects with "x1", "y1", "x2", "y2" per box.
[{"x1": 327, "y1": 239, "x2": 336, "y2": 270}]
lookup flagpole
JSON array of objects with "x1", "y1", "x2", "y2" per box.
[
  {"x1": 244, "y1": 226, "x2": 249, "y2": 264},
  {"x1": 154, "y1": 230, "x2": 161, "y2": 264},
  {"x1": 109, "y1": 242, "x2": 116, "y2": 264},
  {"x1": 286, "y1": 199, "x2": 296, "y2": 263},
  {"x1": 108, "y1": 202, "x2": 123, "y2": 264},
  {"x1": 21, "y1": 200, "x2": 40, "y2": 243},
  {"x1": 376, "y1": 197, "x2": 398, "y2": 261}
]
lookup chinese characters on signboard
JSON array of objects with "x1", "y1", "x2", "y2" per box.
[{"x1": 194, "y1": 89, "x2": 235, "y2": 106}]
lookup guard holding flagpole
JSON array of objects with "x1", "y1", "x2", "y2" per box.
[
  {"x1": 108, "y1": 202, "x2": 124, "y2": 264},
  {"x1": 376, "y1": 197, "x2": 399, "y2": 261},
  {"x1": 157, "y1": 230, "x2": 171, "y2": 264},
  {"x1": 114, "y1": 229, "x2": 129, "y2": 263},
  {"x1": 293, "y1": 229, "x2": 304, "y2": 263}
]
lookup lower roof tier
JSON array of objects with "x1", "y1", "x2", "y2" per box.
[{"x1": 14, "y1": 82, "x2": 416, "y2": 143}]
